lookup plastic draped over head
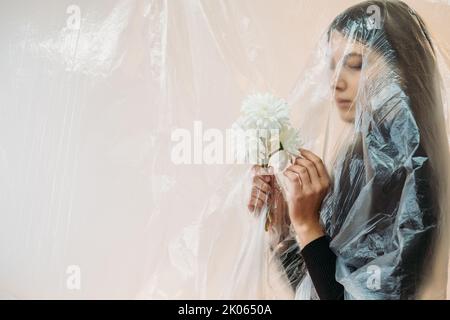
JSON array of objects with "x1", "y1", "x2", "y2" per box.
[
  {"x1": 287, "y1": 0, "x2": 450, "y2": 299},
  {"x1": 140, "y1": 0, "x2": 450, "y2": 300}
]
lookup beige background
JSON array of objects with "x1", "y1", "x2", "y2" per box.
[{"x1": 0, "y1": 0, "x2": 449, "y2": 298}]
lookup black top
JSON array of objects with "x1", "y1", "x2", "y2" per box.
[
  {"x1": 278, "y1": 138, "x2": 436, "y2": 299},
  {"x1": 300, "y1": 235, "x2": 344, "y2": 300}
]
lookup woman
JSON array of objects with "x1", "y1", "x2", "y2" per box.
[{"x1": 248, "y1": 0, "x2": 450, "y2": 299}]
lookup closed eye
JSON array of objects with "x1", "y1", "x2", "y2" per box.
[{"x1": 344, "y1": 53, "x2": 363, "y2": 70}]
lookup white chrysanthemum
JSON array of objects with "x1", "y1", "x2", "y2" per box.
[
  {"x1": 231, "y1": 92, "x2": 302, "y2": 165},
  {"x1": 280, "y1": 125, "x2": 302, "y2": 156},
  {"x1": 240, "y1": 93, "x2": 290, "y2": 130}
]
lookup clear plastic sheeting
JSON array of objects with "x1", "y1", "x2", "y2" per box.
[{"x1": 1, "y1": 0, "x2": 450, "y2": 299}]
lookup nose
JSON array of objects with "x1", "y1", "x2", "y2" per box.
[{"x1": 331, "y1": 73, "x2": 346, "y2": 93}]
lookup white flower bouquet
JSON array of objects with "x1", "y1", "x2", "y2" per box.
[
  {"x1": 232, "y1": 92, "x2": 302, "y2": 171},
  {"x1": 232, "y1": 92, "x2": 302, "y2": 230}
]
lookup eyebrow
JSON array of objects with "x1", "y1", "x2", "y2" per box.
[
  {"x1": 330, "y1": 52, "x2": 363, "y2": 68},
  {"x1": 343, "y1": 53, "x2": 363, "y2": 63}
]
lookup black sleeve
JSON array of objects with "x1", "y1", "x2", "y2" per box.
[{"x1": 300, "y1": 235, "x2": 345, "y2": 300}]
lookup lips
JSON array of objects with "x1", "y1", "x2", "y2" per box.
[{"x1": 335, "y1": 98, "x2": 352, "y2": 108}]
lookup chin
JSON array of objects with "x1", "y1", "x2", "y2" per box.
[{"x1": 338, "y1": 112, "x2": 356, "y2": 124}]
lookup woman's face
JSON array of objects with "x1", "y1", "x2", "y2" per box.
[{"x1": 329, "y1": 31, "x2": 365, "y2": 123}]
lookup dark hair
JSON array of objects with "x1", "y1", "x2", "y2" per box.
[
  {"x1": 328, "y1": 0, "x2": 447, "y2": 190},
  {"x1": 328, "y1": 0, "x2": 437, "y2": 106},
  {"x1": 325, "y1": 1, "x2": 449, "y2": 298}
]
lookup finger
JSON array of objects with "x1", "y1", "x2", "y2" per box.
[
  {"x1": 269, "y1": 176, "x2": 281, "y2": 192},
  {"x1": 283, "y1": 170, "x2": 302, "y2": 185},
  {"x1": 255, "y1": 170, "x2": 272, "y2": 183},
  {"x1": 294, "y1": 157, "x2": 320, "y2": 182},
  {"x1": 253, "y1": 176, "x2": 271, "y2": 193},
  {"x1": 299, "y1": 149, "x2": 328, "y2": 178},
  {"x1": 251, "y1": 165, "x2": 259, "y2": 176},
  {"x1": 248, "y1": 197, "x2": 264, "y2": 211},
  {"x1": 248, "y1": 202, "x2": 262, "y2": 213},
  {"x1": 286, "y1": 165, "x2": 312, "y2": 185},
  {"x1": 250, "y1": 196, "x2": 265, "y2": 209},
  {"x1": 252, "y1": 165, "x2": 273, "y2": 177},
  {"x1": 251, "y1": 188, "x2": 270, "y2": 200}
]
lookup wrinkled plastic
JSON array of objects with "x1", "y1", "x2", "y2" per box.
[
  {"x1": 304, "y1": 0, "x2": 450, "y2": 299},
  {"x1": 2, "y1": 0, "x2": 450, "y2": 300},
  {"x1": 145, "y1": 0, "x2": 450, "y2": 300}
]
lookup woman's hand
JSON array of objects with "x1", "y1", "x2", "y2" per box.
[
  {"x1": 247, "y1": 165, "x2": 290, "y2": 235},
  {"x1": 247, "y1": 165, "x2": 273, "y2": 213},
  {"x1": 283, "y1": 149, "x2": 331, "y2": 247}
]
